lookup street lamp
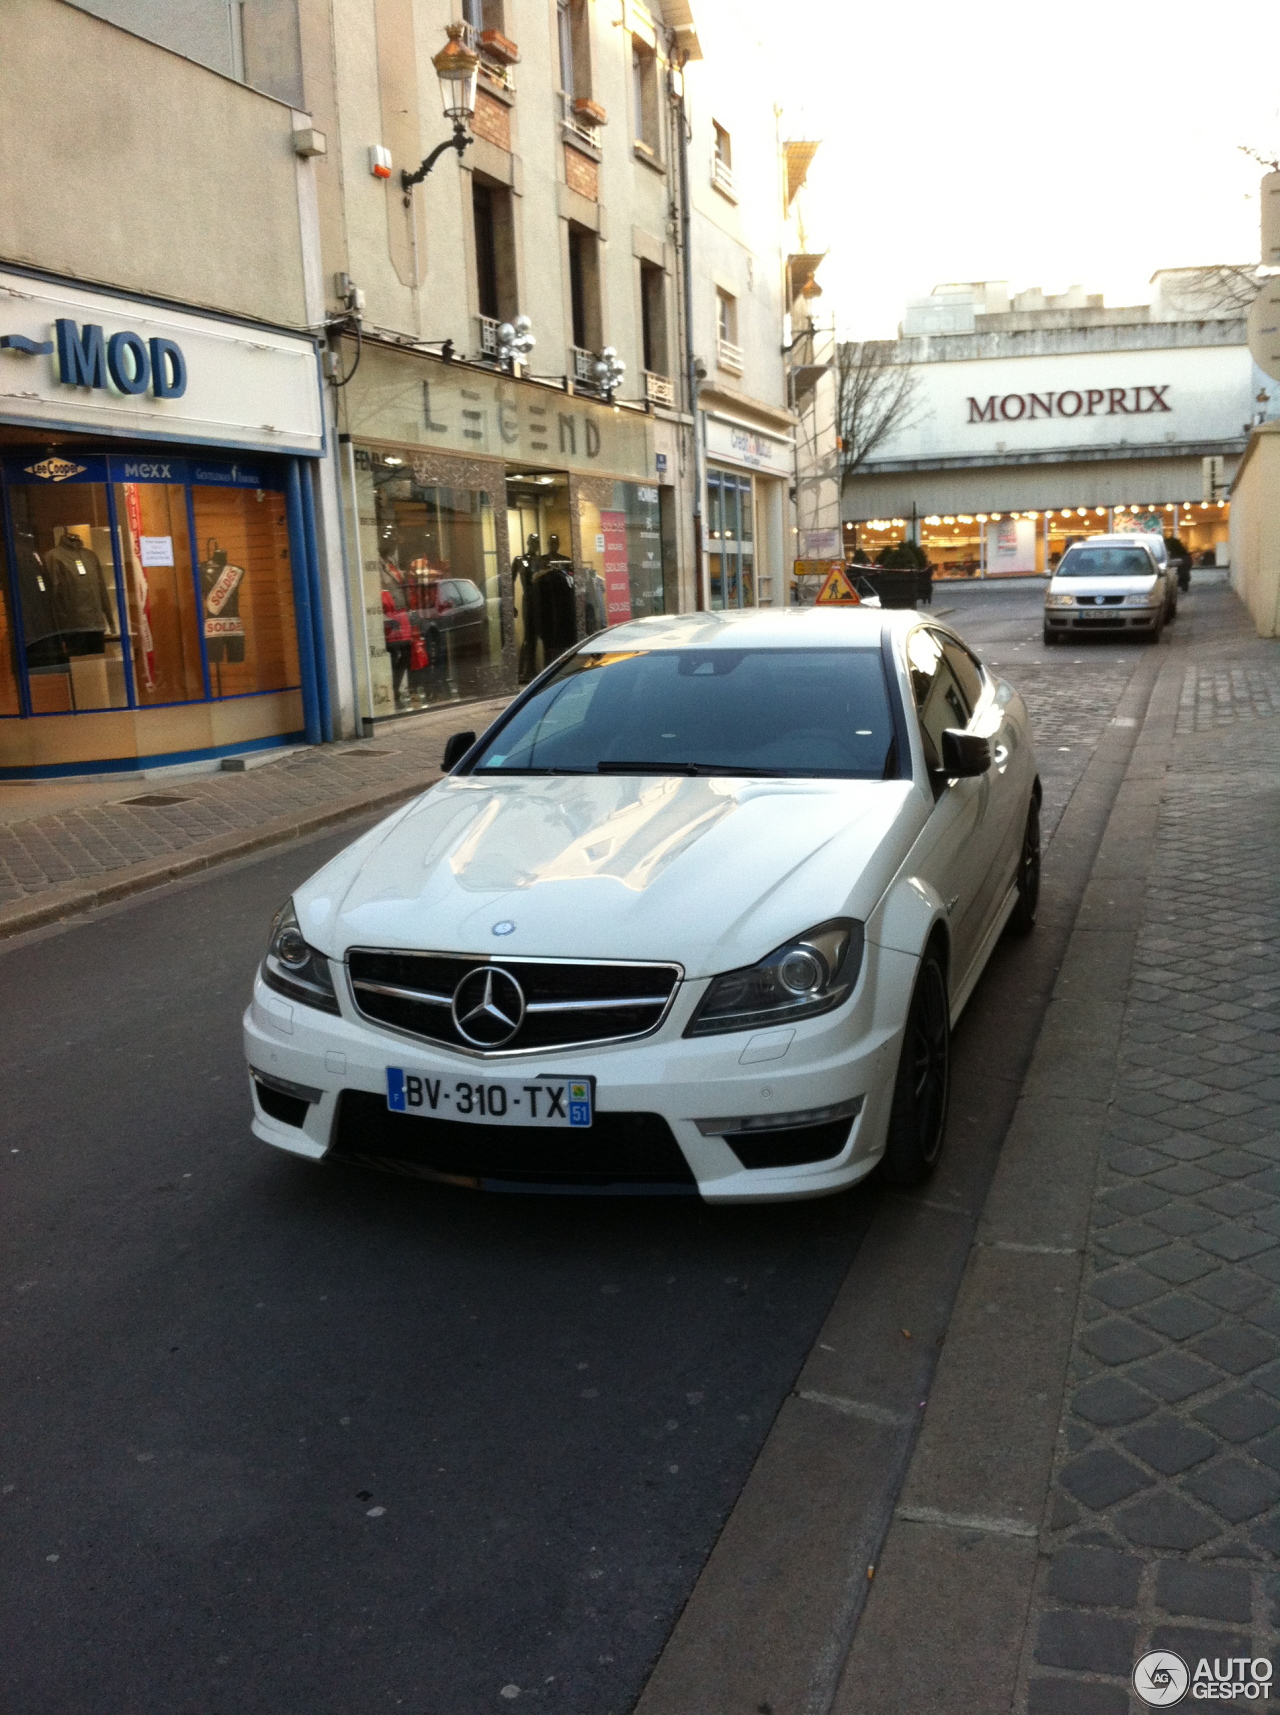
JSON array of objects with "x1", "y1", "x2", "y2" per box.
[
  {"x1": 497, "y1": 316, "x2": 536, "y2": 372},
  {"x1": 401, "y1": 24, "x2": 480, "y2": 197},
  {"x1": 593, "y1": 346, "x2": 626, "y2": 401}
]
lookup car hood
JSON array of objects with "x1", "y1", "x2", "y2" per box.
[
  {"x1": 1048, "y1": 575, "x2": 1157, "y2": 597},
  {"x1": 295, "y1": 774, "x2": 920, "y2": 978}
]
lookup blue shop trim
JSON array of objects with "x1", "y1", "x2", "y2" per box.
[{"x1": 0, "y1": 729, "x2": 306, "y2": 781}]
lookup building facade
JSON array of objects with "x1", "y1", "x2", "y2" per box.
[
  {"x1": 0, "y1": 0, "x2": 340, "y2": 778},
  {"x1": 841, "y1": 276, "x2": 1277, "y2": 579},
  {"x1": 318, "y1": 0, "x2": 800, "y2": 722},
  {"x1": 5, "y1": 0, "x2": 802, "y2": 769}
]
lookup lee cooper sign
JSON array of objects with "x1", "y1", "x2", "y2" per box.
[
  {"x1": 0, "y1": 268, "x2": 323, "y2": 455},
  {"x1": 969, "y1": 386, "x2": 1172, "y2": 423}
]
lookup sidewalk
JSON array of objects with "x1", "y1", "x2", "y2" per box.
[
  {"x1": 0, "y1": 696, "x2": 508, "y2": 937},
  {"x1": 836, "y1": 580, "x2": 1280, "y2": 1711}
]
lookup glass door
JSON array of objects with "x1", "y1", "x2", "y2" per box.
[{"x1": 707, "y1": 469, "x2": 755, "y2": 610}]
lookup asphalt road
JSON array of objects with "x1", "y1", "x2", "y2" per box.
[{"x1": 0, "y1": 582, "x2": 1157, "y2": 1715}]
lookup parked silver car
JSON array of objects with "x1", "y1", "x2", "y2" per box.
[{"x1": 1043, "y1": 535, "x2": 1178, "y2": 645}]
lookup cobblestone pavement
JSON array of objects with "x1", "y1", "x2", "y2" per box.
[
  {"x1": 1023, "y1": 600, "x2": 1280, "y2": 1712},
  {"x1": 0, "y1": 697, "x2": 507, "y2": 909},
  {"x1": 942, "y1": 581, "x2": 1145, "y2": 844}
]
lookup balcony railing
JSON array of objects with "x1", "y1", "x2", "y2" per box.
[
  {"x1": 644, "y1": 370, "x2": 674, "y2": 406},
  {"x1": 716, "y1": 337, "x2": 744, "y2": 374},
  {"x1": 478, "y1": 315, "x2": 501, "y2": 357},
  {"x1": 560, "y1": 90, "x2": 602, "y2": 146},
  {"x1": 570, "y1": 345, "x2": 598, "y2": 387},
  {"x1": 458, "y1": 20, "x2": 517, "y2": 91},
  {"x1": 711, "y1": 155, "x2": 735, "y2": 198}
]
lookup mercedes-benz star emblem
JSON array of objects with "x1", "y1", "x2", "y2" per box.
[
  {"x1": 492, "y1": 920, "x2": 515, "y2": 936},
  {"x1": 451, "y1": 966, "x2": 525, "y2": 1048}
]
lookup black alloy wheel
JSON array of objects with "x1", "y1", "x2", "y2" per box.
[
  {"x1": 1007, "y1": 795, "x2": 1041, "y2": 937},
  {"x1": 879, "y1": 950, "x2": 951, "y2": 1187}
]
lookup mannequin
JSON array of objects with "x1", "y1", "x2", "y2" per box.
[
  {"x1": 199, "y1": 539, "x2": 247, "y2": 691},
  {"x1": 512, "y1": 532, "x2": 539, "y2": 680}
]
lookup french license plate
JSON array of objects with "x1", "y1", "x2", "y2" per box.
[{"x1": 385, "y1": 1069, "x2": 594, "y2": 1128}]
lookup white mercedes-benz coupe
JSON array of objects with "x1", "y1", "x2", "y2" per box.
[{"x1": 243, "y1": 608, "x2": 1040, "y2": 1202}]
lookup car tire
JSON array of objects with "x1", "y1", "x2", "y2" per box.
[
  {"x1": 1043, "y1": 626, "x2": 1058, "y2": 646},
  {"x1": 1147, "y1": 613, "x2": 1164, "y2": 645},
  {"x1": 1006, "y1": 796, "x2": 1041, "y2": 937},
  {"x1": 879, "y1": 949, "x2": 951, "y2": 1187}
]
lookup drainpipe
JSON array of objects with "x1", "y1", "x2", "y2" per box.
[{"x1": 674, "y1": 59, "x2": 705, "y2": 610}]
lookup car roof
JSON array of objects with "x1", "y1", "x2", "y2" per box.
[{"x1": 583, "y1": 607, "x2": 911, "y2": 653}]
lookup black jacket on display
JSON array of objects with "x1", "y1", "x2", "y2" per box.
[
  {"x1": 45, "y1": 537, "x2": 113, "y2": 634},
  {"x1": 14, "y1": 537, "x2": 60, "y2": 647},
  {"x1": 529, "y1": 562, "x2": 577, "y2": 659}
]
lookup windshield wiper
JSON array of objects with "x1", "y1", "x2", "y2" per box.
[{"x1": 474, "y1": 766, "x2": 594, "y2": 775}]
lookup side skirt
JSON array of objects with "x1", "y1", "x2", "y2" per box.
[{"x1": 949, "y1": 882, "x2": 1018, "y2": 1026}]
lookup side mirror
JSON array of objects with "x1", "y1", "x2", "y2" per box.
[
  {"x1": 940, "y1": 729, "x2": 992, "y2": 778},
  {"x1": 441, "y1": 730, "x2": 476, "y2": 771}
]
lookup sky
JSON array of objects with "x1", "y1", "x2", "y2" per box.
[{"x1": 745, "y1": 0, "x2": 1280, "y2": 339}]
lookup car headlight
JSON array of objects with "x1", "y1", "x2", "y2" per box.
[
  {"x1": 684, "y1": 919, "x2": 863, "y2": 1036},
  {"x1": 261, "y1": 899, "x2": 340, "y2": 1015},
  {"x1": 1125, "y1": 589, "x2": 1162, "y2": 606},
  {"x1": 1045, "y1": 593, "x2": 1076, "y2": 607}
]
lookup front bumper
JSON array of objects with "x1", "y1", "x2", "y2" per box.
[{"x1": 241, "y1": 940, "x2": 918, "y2": 1204}]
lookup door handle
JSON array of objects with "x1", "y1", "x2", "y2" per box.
[{"x1": 993, "y1": 744, "x2": 1009, "y2": 769}]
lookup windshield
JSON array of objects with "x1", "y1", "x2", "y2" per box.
[
  {"x1": 469, "y1": 647, "x2": 898, "y2": 778},
  {"x1": 1057, "y1": 547, "x2": 1154, "y2": 578}
]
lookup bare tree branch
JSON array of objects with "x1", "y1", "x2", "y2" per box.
[
  {"x1": 1160, "y1": 264, "x2": 1260, "y2": 316},
  {"x1": 835, "y1": 341, "x2": 924, "y2": 479}
]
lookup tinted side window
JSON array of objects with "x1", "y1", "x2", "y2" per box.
[
  {"x1": 906, "y1": 628, "x2": 971, "y2": 769},
  {"x1": 938, "y1": 635, "x2": 983, "y2": 712}
]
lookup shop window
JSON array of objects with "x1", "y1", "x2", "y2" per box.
[
  {"x1": 640, "y1": 261, "x2": 668, "y2": 376},
  {"x1": 631, "y1": 38, "x2": 659, "y2": 153},
  {"x1": 113, "y1": 482, "x2": 205, "y2": 705},
  {"x1": 576, "y1": 480, "x2": 666, "y2": 631},
  {"x1": 356, "y1": 453, "x2": 500, "y2": 716},
  {"x1": 568, "y1": 224, "x2": 602, "y2": 353},
  {"x1": 707, "y1": 470, "x2": 754, "y2": 611},
  {"x1": 0, "y1": 530, "x2": 20, "y2": 716},
  {"x1": 190, "y1": 486, "x2": 299, "y2": 697},
  {"x1": 7, "y1": 480, "x2": 128, "y2": 712}
]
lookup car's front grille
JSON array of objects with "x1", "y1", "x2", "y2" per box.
[
  {"x1": 346, "y1": 949, "x2": 682, "y2": 1055},
  {"x1": 331, "y1": 1091, "x2": 696, "y2": 1188},
  {"x1": 1076, "y1": 594, "x2": 1126, "y2": 606}
]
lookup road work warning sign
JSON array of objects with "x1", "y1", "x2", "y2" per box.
[{"x1": 813, "y1": 563, "x2": 862, "y2": 605}]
